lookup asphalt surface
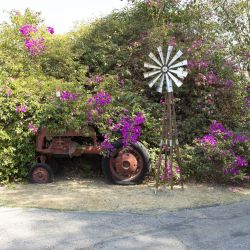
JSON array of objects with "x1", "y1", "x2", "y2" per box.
[{"x1": 0, "y1": 201, "x2": 250, "y2": 250}]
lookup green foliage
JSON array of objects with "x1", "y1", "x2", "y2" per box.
[
  {"x1": 0, "y1": 2, "x2": 249, "y2": 184},
  {"x1": 181, "y1": 137, "x2": 250, "y2": 183}
]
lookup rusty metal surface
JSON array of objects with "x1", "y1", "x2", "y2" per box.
[
  {"x1": 109, "y1": 147, "x2": 143, "y2": 181},
  {"x1": 156, "y1": 92, "x2": 184, "y2": 191},
  {"x1": 36, "y1": 145, "x2": 102, "y2": 156},
  {"x1": 32, "y1": 167, "x2": 49, "y2": 183},
  {"x1": 36, "y1": 127, "x2": 102, "y2": 157}
]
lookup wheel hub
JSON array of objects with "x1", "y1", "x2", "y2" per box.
[
  {"x1": 162, "y1": 65, "x2": 168, "y2": 73},
  {"x1": 32, "y1": 167, "x2": 49, "y2": 183},
  {"x1": 115, "y1": 152, "x2": 138, "y2": 176}
]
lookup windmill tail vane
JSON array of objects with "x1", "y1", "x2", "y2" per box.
[{"x1": 144, "y1": 46, "x2": 188, "y2": 93}]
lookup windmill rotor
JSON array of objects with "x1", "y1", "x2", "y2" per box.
[{"x1": 144, "y1": 46, "x2": 188, "y2": 93}]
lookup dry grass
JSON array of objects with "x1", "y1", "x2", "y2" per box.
[{"x1": 0, "y1": 178, "x2": 249, "y2": 212}]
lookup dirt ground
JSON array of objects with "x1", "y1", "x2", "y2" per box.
[{"x1": 0, "y1": 177, "x2": 249, "y2": 212}]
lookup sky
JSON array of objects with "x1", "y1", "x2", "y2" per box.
[{"x1": 0, "y1": 0, "x2": 128, "y2": 34}]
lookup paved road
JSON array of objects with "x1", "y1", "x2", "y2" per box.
[{"x1": 0, "y1": 201, "x2": 250, "y2": 250}]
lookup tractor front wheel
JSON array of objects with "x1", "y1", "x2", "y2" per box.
[
  {"x1": 29, "y1": 163, "x2": 53, "y2": 184},
  {"x1": 102, "y1": 141, "x2": 150, "y2": 185}
]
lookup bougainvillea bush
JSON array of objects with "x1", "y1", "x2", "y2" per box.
[
  {"x1": 0, "y1": 1, "x2": 249, "y2": 184},
  {"x1": 181, "y1": 122, "x2": 249, "y2": 183}
]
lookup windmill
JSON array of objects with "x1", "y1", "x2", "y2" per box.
[{"x1": 144, "y1": 46, "x2": 188, "y2": 191}]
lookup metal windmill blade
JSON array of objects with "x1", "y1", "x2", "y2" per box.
[{"x1": 144, "y1": 46, "x2": 188, "y2": 93}]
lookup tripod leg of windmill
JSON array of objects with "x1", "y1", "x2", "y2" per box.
[
  {"x1": 175, "y1": 145, "x2": 184, "y2": 190},
  {"x1": 171, "y1": 92, "x2": 184, "y2": 190},
  {"x1": 155, "y1": 94, "x2": 168, "y2": 192},
  {"x1": 156, "y1": 142, "x2": 164, "y2": 192},
  {"x1": 163, "y1": 116, "x2": 170, "y2": 191},
  {"x1": 166, "y1": 92, "x2": 174, "y2": 190}
]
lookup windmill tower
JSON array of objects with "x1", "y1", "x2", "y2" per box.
[{"x1": 144, "y1": 46, "x2": 188, "y2": 191}]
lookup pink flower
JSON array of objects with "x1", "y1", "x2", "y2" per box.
[
  {"x1": 16, "y1": 105, "x2": 27, "y2": 113},
  {"x1": 120, "y1": 113, "x2": 145, "y2": 146},
  {"x1": 60, "y1": 91, "x2": 77, "y2": 101},
  {"x1": 47, "y1": 26, "x2": 54, "y2": 34},
  {"x1": 167, "y1": 37, "x2": 176, "y2": 46},
  {"x1": 25, "y1": 38, "x2": 45, "y2": 55},
  {"x1": 2, "y1": 87, "x2": 13, "y2": 97},
  {"x1": 160, "y1": 98, "x2": 166, "y2": 105},
  {"x1": 176, "y1": 166, "x2": 181, "y2": 173},
  {"x1": 95, "y1": 75, "x2": 103, "y2": 84},
  {"x1": 160, "y1": 164, "x2": 173, "y2": 180},
  {"x1": 205, "y1": 71, "x2": 218, "y2": 85},
  {"x1": 187, "y1": 60, "x2": 210, "y2": 69},
  {"x1": 6, "y1": 89, "x2": 12, "y2": 97},
  {"x1": 28, "y1": 122, "x2": 38, "y2": 134},
  {"x1": 200, "y1": 134, "x2": 217, "y2": 146},
  {"x1": 235, "y1": 156, "x2": 248, "y2": 167},
  {"x1": 100, "y1": 134, "x2": 114, "y2": 154},
  {"x1": 226, "y1": 80, "x2": 234, "y2": 88},
  {"x1": 19, "y1": 25, "x2": 37, "y2": 37},
  {"x1": 187, "y1": 40, "x2": 203, "y2": 53}
]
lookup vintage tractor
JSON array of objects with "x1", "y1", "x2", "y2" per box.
[{"x1": 29, "y1": 127, "x2": 150, "y2": 185}]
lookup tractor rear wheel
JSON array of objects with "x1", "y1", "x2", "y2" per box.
[
  {"x1": 102, "y1": 141, "x2": 150, "y2": 185},
  {"x1": 29, "y1": 163, "x2": 53, "y2": 184}
]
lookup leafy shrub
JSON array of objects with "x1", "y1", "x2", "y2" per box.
[
  {"x1": 182, "y1": 122, "x2": 249, "y2": 183},
  {"x1": 0, "y1": 2, "x2": 249, "y2": 184}
]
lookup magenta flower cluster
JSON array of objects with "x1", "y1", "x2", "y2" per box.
[
  {"x1": 200, "y1": 134, "x2": 217, "y2": 146},
  {"x1": 235, "y1": 156, "x2": 248, "y2": 167},
  {"x1": 86, "y1": 75, "x2": 104, "y2": 85},
  {"x1": 19, "y1": 25, "x2": 37, "y2": 37},
  {"x1": 226, "y1": 80, "x2": 234, "y2": 88},
  {"x1": 197, "y1": 121, "x2": 249, "y2": 180},
  {"x1": 60, "y1": 91, "x2": 77, "y2": 101},
  {"x1": 205, "y1": 71, "x2": 218, "y2": 85},
  {"x1": 87, "y1": 91, "x2": 111, "y2": 122},
  {"x1": 188, "y1": 60, "x2": 210, "y2": 69},
  {"x1": 28, "y1": 122, "x2": 38, "y2": 134},
  {"x1": 25, "y1": 38, "x2": 45, "y2": 55},
  {"x1": 223, "y1": 155, "x2": 248, "y2": 175},
  {"x1": 1, "y1": 86, "x2": 12, "y2": 97},
  {"x1": 160, "y1": 164, "x2": 181, "y2": 181},
  {"x1": 145, "y1": 0, "x2": 161, "y2": 7},
  {"x1": 167, "y1": 36, "x2": 177, "y2": 46},
  {"x1": 95, "y1": 75, "x2": 104, "y2": 84},
  {"x1": 88, "y1": 91, "x2": 111, "y2": 107},
  {"x1": 19, "y1": 24, "x2": 54, "y2": 55},
  {"x1": 245, "y1": 97, "x2": 250, "y2": 108},
  {"x1": 100, "y1": 134, "x2": 114, "y2": 153},
  {"x1": 209, "y1": 121, "x2": 226, "y2": 134},
  {"x1": 47, "y1": 26, "x2": 54, "y2": 34},
  {"x1": 120, "y1": 112, "x2": 145, "y2": 147},
  {"x1": 187, "y1": 40, "x2": 203, "y2": 53},
  {"x1": 200, "y1": 121, "x2": 249, "y2": 145},
  {"x1": 160, "y1": 164, "x2": 172, "y2": 180},
  {"x1": 109, "y1": 112, "x2": 145, "y2": 147},
  {"x1": 16, "y1": 105, "x2": 27, "y2": 113}
]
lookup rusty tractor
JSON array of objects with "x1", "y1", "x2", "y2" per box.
[{"x1": 29, "y1": 127, "x2": 150, "y2": 185}]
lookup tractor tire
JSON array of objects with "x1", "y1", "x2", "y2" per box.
[
  {"x1": 29, "y1": 163, "x2": 54, "y2": 184},
  {"x1": 102, "y1": 140, "x2": 150, "y2": 185}
]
